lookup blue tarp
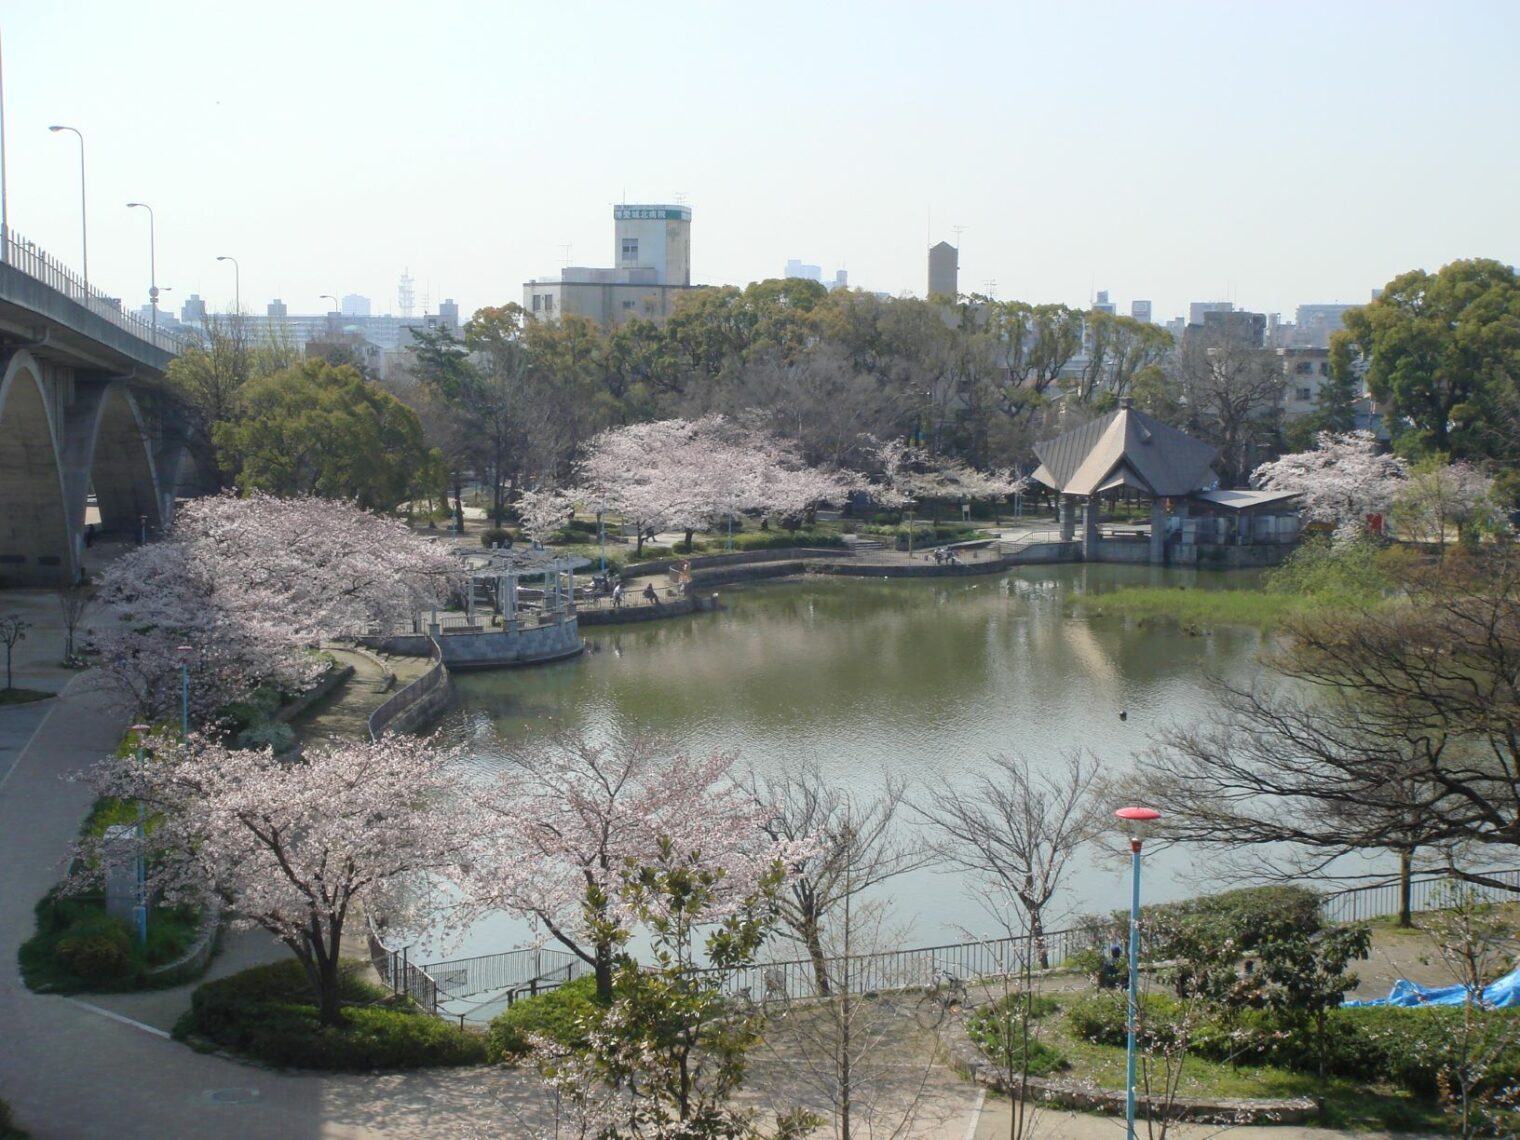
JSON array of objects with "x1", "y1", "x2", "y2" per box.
[{"x1": 1344, "y1": 965, "x2": 1520, "y2": 1008}]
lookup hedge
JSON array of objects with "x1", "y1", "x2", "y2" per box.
[
  {"x1": 487, "y1": 975, "x2": 605, "y2": 1060},
  {"x1": 19, "y1": 889, "x2": 202, "y2": 993},
  {"x1": 174, "y1": 959, "x2": 488, "y2": 1070},
  {"x1": 1064, "y1": 991, "x2": 1520, "y2": 1097}
]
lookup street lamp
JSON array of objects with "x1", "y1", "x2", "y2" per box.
[
  {"x1": 319, "y1": 294, "x2": 341, "y2": 336},
  {"x1": 125, "y1": 202, "x2": 157, "y2": 330},
  {"x1": 1116, "y1": 805, "x2": 1162, "y2": 1140},
  {"x1": 48, "y1": 124, "x2": 87, "y2": 293},
  {"x1": 215, "y1": 255, "x2": 239, "y2": 316},
  {"x1": 597, "y1": 495, "x2": 607, "y2": 574},
  {"x1": 130, "y1": 723, "x2": 151, "y2": 946},
  {"x1": 176, "y1": 644, "x2": 192, "y2": 739}
]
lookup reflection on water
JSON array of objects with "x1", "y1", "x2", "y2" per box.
[{"x1": 438, "y1": 565, "x2": 1271, "y2": 956}]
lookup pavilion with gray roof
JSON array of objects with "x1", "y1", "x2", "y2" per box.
[{"x1": 1031, "y1": 401, "x2": 1299, "y2": 566}]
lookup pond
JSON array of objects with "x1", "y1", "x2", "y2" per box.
[{"x1": 435, "y1": 563, "x2": 1275, "y2": 960}]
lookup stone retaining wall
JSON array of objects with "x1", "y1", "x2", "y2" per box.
[
  {"x1": 624, "y1": 546, "x2": 849, "y2": 578},
  {"x1": 272, "y1": 663, "x2": 355, "y2": 723},
  {"x1": 367, "y1": 642, "x2": 451, "y2": 738},
  {"x1": 144, "y1": 908, "x2": 220, "y2": 985},
  {"x1": 368, "y1": 618, "x2": 583, "y2": 670}
]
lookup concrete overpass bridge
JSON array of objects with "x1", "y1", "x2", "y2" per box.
[{"x1": 0, "y1": 227, "x2": 192, "y2": 586}]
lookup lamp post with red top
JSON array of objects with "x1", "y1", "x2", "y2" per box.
[{"x1": 1116, "y1": 805, "x2": 1161, "y2": 1140}]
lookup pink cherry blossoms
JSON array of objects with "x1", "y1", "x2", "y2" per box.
[
  {"x1": 73, "y1": 732, "x2": 473, "y2": 1024},
  {"x1": 89, "y1": 492, "x2": 462, "y2": 725},
  {"x1": 1251, "y1": 431, "x2": 1408, "y2": 527},
  {"x1": 464, "y1": 730, "x2": 806, "y2": 999}
]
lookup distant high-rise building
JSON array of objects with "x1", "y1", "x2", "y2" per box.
[
  {"x1": 1189, "y1": 301, "x2": 1233, "y2": 326},
  {"x1": 341, "y1": 294, "x2": 371, "y2": 317},
  {"x1": 1165, "y1": 317, "x2": 1186, "y2": 340},
  {"x1": 784, "y1": 259, "x2": 822, "y2": 282},
  {"x1": 1093, "y1": 290, "x2": 1117, "y2": 316},
  {"x1": 1131, "y1": 300, "x2": 1152, "y2": 324},
  {"x1": 1295, "y1": 303, "x2": 1355, "y2": 341},
  {"x1": 180, "y1": 294, "x2": 207, "y2": 323},
  {"x1": 267, "y1": 298, "x2": 288, "y2": 319},
  {"x1": 831, "y1": 269, "x2": 848, "y2": 291},
  {"x1": 927, "y1": 241, "x2": 958, "y2": 298},
  {"x1": 1199, "y1": 309, "x2": 1266, "y2": 348},
  {"x1": 438, "y1": 298, "x2": 459, "y2": 329}
]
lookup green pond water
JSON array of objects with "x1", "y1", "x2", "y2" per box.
[{"x1": 439, "y1": 564, "x2": 1274, "y2": 957}]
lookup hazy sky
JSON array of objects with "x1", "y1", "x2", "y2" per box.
[{"x1": 5, "y1": 1, "x2": 1516, "y2": 325}]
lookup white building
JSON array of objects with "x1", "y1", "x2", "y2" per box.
[{"x1": 524, "y1": 204, "x2": 699, "y2": 327}]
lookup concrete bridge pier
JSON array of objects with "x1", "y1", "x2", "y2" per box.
[{"x1": 0, "y1": 350, "x2": 167, "y2": 586}]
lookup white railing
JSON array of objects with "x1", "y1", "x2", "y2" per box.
[{"x1": 0, "y1": 225, "x2": 183, "y2": 355}]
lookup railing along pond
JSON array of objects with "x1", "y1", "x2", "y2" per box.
[{"x1": 1319, "y1": 868, "x2": 1520, "y2": 925}]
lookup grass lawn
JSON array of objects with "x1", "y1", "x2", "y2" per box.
[
  {"x1": 993, "y1": 1005, "x2": 1447, "y2": 1133},
  {"x1": 1072, "y1": 586, "x2": 1306, "y2": 628},
  {"x1": 0, "y1": 687, "x2": 54, "y2": 705}
]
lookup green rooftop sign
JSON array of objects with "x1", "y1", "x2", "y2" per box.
[{"x1": 613, "y1": 206, "x2": 690, "y2": 221}]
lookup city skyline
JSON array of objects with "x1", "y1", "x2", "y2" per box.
[{"x1": 3, "y1": 0, "x2": 1515, "y2": 327}]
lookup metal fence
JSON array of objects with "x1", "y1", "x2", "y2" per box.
[
  {"x1": 367, "y1": 638, "x2": 446, "y2": 739},
  {"x1": 696, "y1": 925, "x2": 1089, "y2": 1001},
  {"x1": 1320, "y1": 868, "x2": 1520, "y2": 925},
  {"x1": 369, "y1": 921, "x2": 444, "y2": 1013},
  {"x1": 415, "y1": 945, "x2": 590, "y2": 1008},
  {"x1": 1, "y1": 225, "x2": 183, "y2": 355}
]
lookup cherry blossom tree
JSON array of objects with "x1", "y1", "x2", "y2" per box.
[
  {"x1": 89, "y1": 492, "x2": 461, "y2": 725},
  {"x1": 465, "y1": 729, "x2": 800, "y2": 1001},
  {"x1": 514, "y1": 486, "x2": 576, "y2": 547},
  {"x1": 573, "y1": 416, "x2": 855, "y2": 554},
  {"x1": 871, "y1": 437, "x2": 1026, "y2": 508},
  {"x1": 1251, "y1": 430, "x2": 1407, "y2": 528},
  {"x1": 1392, "y1": 456, "x2": 1503, "y2": 550},
  {"x1": 72, "y1": 733, "x2": 472, "y2": 1026}
]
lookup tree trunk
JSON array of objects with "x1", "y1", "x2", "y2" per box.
[
  {"x1": 317, "y1": 953, "x2": 344, "y2": 1027},
  {"x1": 683, "y1": 528, "x2": 694, "y2": 550},
  {"x1": 805, "y1": 920, "x2": 832, "y2": 997},
  {"x1": 594, "y1": 943, "x2": 614, "y2": 1004},
  {"x1": 1398, "y1": 847, "x2": 1415, "y2": 929}
]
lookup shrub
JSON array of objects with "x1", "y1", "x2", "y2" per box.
[
  {"x1": 480, "y1": 527, "x2": 512, "y2": 548},
  {"x1": 966, "y1": 993, "x2": 1066, "y2": 1075},
  {"x1": 54, "y1": 917, "x2": 133, "y2": 982},
  {"x1": 0, "y1": 1098, "x2": 26, "y2": 1140},
  {"x1": 233, "y1": 722, "x2": 296, "y2": 753},
  {"x1": 1132, "y1": 885, "x2": 1323, "y2": 961},
  {"x1": 487, "y1": 975, "x2": 605, "y2": 1060},
  {"x1": 728, "y1": 531, "x2": 846, "y2": 552},
  {"x1": 176, "y1": 958, "x2": 488, "y2": 1070}
]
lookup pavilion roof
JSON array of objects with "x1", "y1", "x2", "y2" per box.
[{"x1": 1031, "y1": 406, "x2": 1218, "y2": 498}]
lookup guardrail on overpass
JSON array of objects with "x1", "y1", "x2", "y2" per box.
[{"x1": 2, "y1": 225, "x2": 183, "y2": 355}]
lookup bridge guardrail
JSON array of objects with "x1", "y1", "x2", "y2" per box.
[{"x1": 1, "y1": 224, "x2": 183, "y2": 355}]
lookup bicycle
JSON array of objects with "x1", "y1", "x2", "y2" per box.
[{"x1": 914, "y1": 968, "x2": 969, "y2": 1029}]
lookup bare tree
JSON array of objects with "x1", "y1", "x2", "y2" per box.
[
  {"x1": 916, "y1": 752, "x2": 1103, "y2": 968},
  {"x1": 1176, "y1": 333, "x2": 1284, "y2": 487},
  {"x1": 57, "y1": 584, "x2": 91, "y2": 664},
  {"x1": 0, "y1": 615, "x2": 27, "y2": 691},
  {"x1": 1141, "y1": 546, "x2": 1520, "y2": 911},
  {"x1": 753, "y1": 845, "x2": 943, "y2": 1139},
  {"x1": 745, "y1": 760, "x2": 934, "y2": 996}
]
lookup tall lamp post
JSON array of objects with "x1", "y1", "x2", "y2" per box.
[
  {"x1": 319, "y1": 293, "x2": 341, "y2": 335},
  {"x1": 1116, "y1": 805, "x2": 1162, "y2": 1140},
  {"x1": 215, "y1": 254, "x2": 240, "y2": 316},
  {"x1": 48, "y1": 124, "x2": 87, "y2": 293},
  {"x1": 176, "y1": 644, "x2": 192, "y2": 739},
  {"x1": 597, "y1": 495, "x2": 607, "y2": 574},
  {"x1": 130, "y1": 723, "x2": 151, "y2": 945},
  {"x1": 125, "y1": 202, "x2": 157, "y2": 330}
]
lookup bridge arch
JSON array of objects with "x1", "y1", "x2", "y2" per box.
[
  {"x1": 85, "y1": 381, "x2": 164, "y2": 540},
  {"x1": 0, "y1": 350, "x2": 75, "y2": 585}
]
